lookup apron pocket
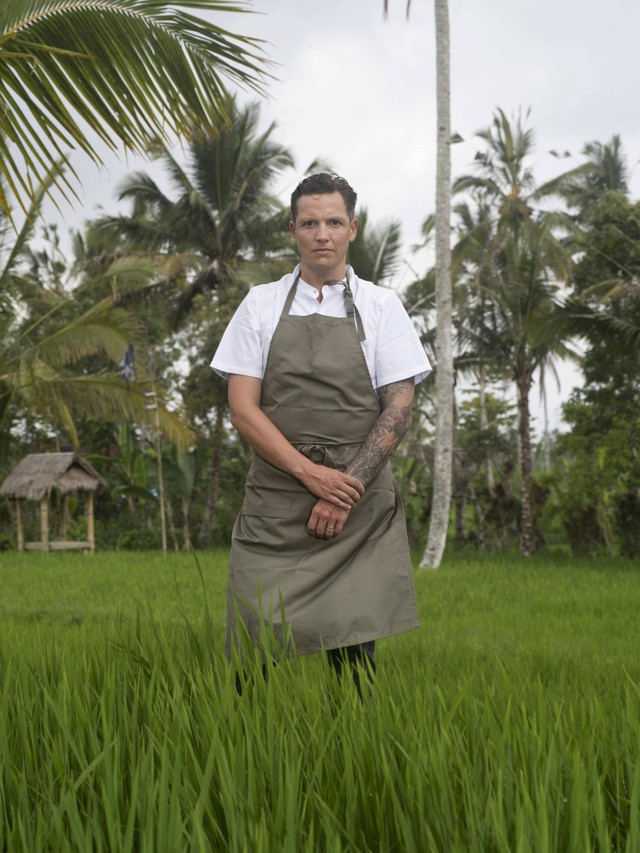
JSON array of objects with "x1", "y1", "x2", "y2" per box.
[
  {"x1": 241, "y1": 484, "x2": 293, "y2": 519},
  {"x1": 242, "y1": 455, "x2": 301, "y2": 518}
]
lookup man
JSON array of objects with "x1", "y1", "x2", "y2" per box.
[{"x1": 211, "y1": 173, "x2": 431, "y2": 691}]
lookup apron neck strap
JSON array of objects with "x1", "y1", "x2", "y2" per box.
[
  {"x1": 342, "y1": 272, "x2": 367, "y2": 342},
  {"x1": 281, "y1": 269, "x2": 366, "y2": 342},
  {"x1": 281, "y1": 271, "x2": 301, "y2": 317}
]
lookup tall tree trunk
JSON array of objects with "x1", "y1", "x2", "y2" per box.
[
  {"x1": 182, "y1": 496, "x2": 191, "y2": 551},
  {"x1": 473, "y1": 490, "x2": 486, "y2": 551},
  {"x1": 451, "y1": 396, "x2": 466, "y2": 543},
  {"x1": 541, "y1": 376, "x2": 551, "y2": 472},
  {"x1": 421, "y1": 0, "x2": 453, "y2": 570},
  {"x1": 454, "y1": 483, "x2": 466, "y2": 542},
  {"x1": 198, "y1": 404, "x2": 225, "y2": 547},
  {"x1": 516, "y1": 373, "x2": 535, "y2": 556},
  {"x1": 166, "y1": 499, "x2": 180, "y2": 552},
  {"x1": 478, "y1": 364, "x2": 495, "y2": 495}
]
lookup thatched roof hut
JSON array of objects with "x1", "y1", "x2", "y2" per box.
[
  {"x1": 1, "y1": 452, "x2": 106, "y2": 552},
  {"x1": 1, "y1": 452, "x2": 105, "y2": 501}
]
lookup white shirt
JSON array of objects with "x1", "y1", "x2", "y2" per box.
[{"x1": 211, "y1": 265, "x2": 432, "y2": 390}]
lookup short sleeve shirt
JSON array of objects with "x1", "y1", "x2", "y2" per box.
[{"x1": 210, "y1": 265, "x2": 432, "y2": 390}]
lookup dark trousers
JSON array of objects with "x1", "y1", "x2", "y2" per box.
[
  {"x1": 326, "y1": 641, "x2": 376, "y2": 698},
  {"x1": 235, "y1": 641, "x2": 376, "y2": 697}
]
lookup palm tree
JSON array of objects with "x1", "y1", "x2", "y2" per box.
[
  {"x1": 450, "y1": 196, "x2": 499, "y2": 495},
  {"x1": 0, "y1": 0, "x2": 269, "y2": 216},
  {"x1": 555, "y1": 135, "x2": 629, "y2": 220},
  {"x1": 383, "y1": 0, "x2": 453, "y2": 569},
  {"x1": 454, "y1": 109, "x2": 574, "y2": 555},
  {"x1": 420, "y1": 0, "x2": 453, "y2": 569},
  {"x1": 92, "y1": 101, "x2": 296, "y2": 543},
  {"x1": 94, "y1": 101, "x2": 294, "y2": 319},
  {"x1": 0, "y1": 178, "x2": 193, "y2": 458},
  {"x1": 454, "y1": 108, "x2": 550, "y2": 223}
]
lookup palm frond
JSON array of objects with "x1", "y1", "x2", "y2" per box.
[
  {"x1": 348, "y1": 208, "x2": 403, "y2": 284},
  {"x1": 15, "y1": 369, "x2": 194, "y2": 448},
  {"x1": 0, "y1": 0, "x2": 272, "y2": 215}
]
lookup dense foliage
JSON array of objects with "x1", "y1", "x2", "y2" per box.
[{"x1": 1, "y1": 106, "x2": 639, "y2": 557}]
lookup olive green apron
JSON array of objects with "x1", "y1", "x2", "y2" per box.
[{"x1": 226, "y1": 273, "x2": 420, "y2": 656}]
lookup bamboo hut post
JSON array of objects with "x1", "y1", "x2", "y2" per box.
[
  {"x1": 86, "y1": 492, "x2": 95, "y2": 553},
  {"x1": 40, "y1": 497, "x2": 50, "y2": 551},
  {"x1": 15, "y1": 500, "x2": 24, "y2": 551},
  {"x1": 60, "y1": 494, "x2": 68, "y2": 540}
]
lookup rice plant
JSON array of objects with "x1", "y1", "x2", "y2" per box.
[{"x1": 0, "y1": 551, "x2": 638, "y2": 851}]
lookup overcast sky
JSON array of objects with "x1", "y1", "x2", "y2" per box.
[
  {"x1": 41, "y1": 0, "x2": 640, "y2": 431},
  {"x1": 58, "y1": 0, "x2": 640, "y2": 245}
]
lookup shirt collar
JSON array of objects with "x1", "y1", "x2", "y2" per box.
[{"x1": 293, "y1": 264, "x2": 356, "y2": 294}]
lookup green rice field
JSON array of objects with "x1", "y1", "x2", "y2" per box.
[{"x1": 1, "y1": 549, "x2": 639, "y2": 851}]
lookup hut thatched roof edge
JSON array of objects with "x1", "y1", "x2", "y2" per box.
[{"x1": 0, "y1": 452, "x2": 106, "y2": 501}]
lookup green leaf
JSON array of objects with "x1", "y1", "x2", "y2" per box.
[{"x1": 0, "y1": 0, "x2": 272, "y2": 217}]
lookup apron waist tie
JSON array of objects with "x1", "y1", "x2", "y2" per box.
[
  {"x1": 294, "y1": 443, "x2": 338, "y2": 467},
  {"x1": 294, "y1": 442, "x2": 362, "y2": 468}
]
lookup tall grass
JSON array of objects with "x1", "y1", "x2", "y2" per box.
[{"x1": 0, "y1": 551, "x2": 639, "y2": 851}]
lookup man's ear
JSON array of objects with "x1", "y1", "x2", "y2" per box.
[
  {"x1": 349, "y1": 218, "x2": 359, "y2": 241},
  {"x1": 289, "y1": 220, "x2": 296, "y2": 240}
]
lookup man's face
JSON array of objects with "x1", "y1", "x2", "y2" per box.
[{"x1": 289, "y1": 192, "x2": 358, "y2": 285}]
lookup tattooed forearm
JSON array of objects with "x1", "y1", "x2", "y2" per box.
[{"x1": 345, "y1": 379, "x2": 414, "y2": 487}]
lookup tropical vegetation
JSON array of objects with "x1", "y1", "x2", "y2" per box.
[
  {"x1": 3, "y1": 103, "x2": 640, "y2": 558},
  {"x1": 403, "y1": 112, "x2": 639, "y2": 558}
]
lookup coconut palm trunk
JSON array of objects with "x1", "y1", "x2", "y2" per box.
[
  {"x1": 516, "y1": 371, "x2": 535, "y2": 556},
  {"x1": 420, "y1": 0, "x2": 453, "y2": 569},
  {"x1": 478, "y1": 364, "x2": 496, "y2": 495}
]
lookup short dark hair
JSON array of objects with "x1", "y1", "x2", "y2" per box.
[{"x1": 290, "y1": 172, "x2": 358, "y2": 222}]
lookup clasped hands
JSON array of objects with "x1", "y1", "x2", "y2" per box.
[{"x1": 301, "y1": 464, "x2": 364, "y2": 540}]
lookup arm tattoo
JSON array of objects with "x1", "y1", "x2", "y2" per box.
[{"x1": 345, "y1": 379, "x2": 414, "y2": 487}]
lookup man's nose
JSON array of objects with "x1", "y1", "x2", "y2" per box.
[{"x1": 315, "y1": 224, "x2": 329, "y2": 241}]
